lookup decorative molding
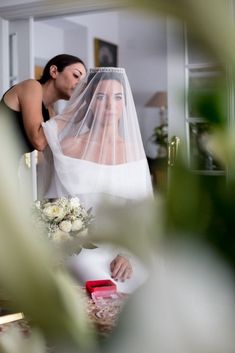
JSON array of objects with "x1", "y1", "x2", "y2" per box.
[{"x1": 0, "y1": 0, "x2": 127, "y2": 20}]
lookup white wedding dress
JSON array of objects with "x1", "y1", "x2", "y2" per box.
[
  {"x1": 41, "y1": 120, "x2": 152, "y2": 208},
  {"x1": 41, "y1": 123, "x2": 151, "y2": 293},
  {"x1": 68, "y1": 244, "x2": 149, "y2": 294},
  {"x1": 40, "y1": 67, "x2": 153, "y2": 293}
]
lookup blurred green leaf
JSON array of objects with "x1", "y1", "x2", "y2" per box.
[{"x1": 189, "y1": 85, "x2": 227, "y2": 127}]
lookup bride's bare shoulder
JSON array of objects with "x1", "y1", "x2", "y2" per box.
[
  {"x1": 62, "y1": 132, "x2": 89, "y2": 144},
  {"x1": 61, "y1": 133, "x2": 89, "y2": 157}
]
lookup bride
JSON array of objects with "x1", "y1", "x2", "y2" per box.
[{"x1": 39, "y1": 67, "x2": 153, "y2": 293}]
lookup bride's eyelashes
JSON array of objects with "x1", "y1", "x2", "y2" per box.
[
  {"x1": 96, "y1": 93, "x2": 105, "y2": 100},
  {"x1": 115, "y1": 93, "x2": 123, "y2": 101},
  {"x1": 95, "y1": 93, "x2": 123, "y2": 101}
]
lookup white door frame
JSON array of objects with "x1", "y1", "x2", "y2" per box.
[
  {"x1": 166, "y1": 17, "x2": 187, "y2": 174},
  {"x1": 0, "y1": 17, "x2": 9, "y2": 96}
]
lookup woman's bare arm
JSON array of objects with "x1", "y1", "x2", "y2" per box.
[{"x1": 18, "y1": 80, "x2": 48, "y2": 151}]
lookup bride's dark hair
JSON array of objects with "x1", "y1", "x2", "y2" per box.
[{"x1": 86, "y1": 71, "x2": 126, "y2": 101}]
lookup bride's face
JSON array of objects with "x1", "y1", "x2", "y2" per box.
[{"x1": 91, "y1": 79, "x2": 124, "y2": 125}]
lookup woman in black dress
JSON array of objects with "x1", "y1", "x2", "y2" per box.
[{"x1": 0, "y1": 54, "x2": 86, "y2": 161}]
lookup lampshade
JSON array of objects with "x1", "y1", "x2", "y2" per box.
[{"x1": 145, "y1": 91, "x2": 167, "y2": 108}]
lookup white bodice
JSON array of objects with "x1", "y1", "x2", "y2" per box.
[
  {"x1": 46, "y1": 157, "x2": 152, "y2": 199},
  {"x1": 41, "y1": 119, "x2": 153, "y2": 208}
]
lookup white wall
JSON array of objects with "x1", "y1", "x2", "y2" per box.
[
  {"x1": 65, "y1": 11, "x2": 119, "y2": 68},
  {"x1": 34, "y1": 22, "x2": 64, "y2": 62},
  {"x1": 34, "y1": 19, "x2": 88, "y2": 65},
  {"x1": 34, "y1": 19, "x2": 88, "y2": 112},
  {"x1": 63, "y1": 26, "x2": 88, "y2": 64},
  {"x1": 118, "y1": 11, "x2": 167, "y2": 157}
]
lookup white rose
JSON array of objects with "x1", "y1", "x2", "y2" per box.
[
  {"x1": 43, "y1": 205, "x2": 65, "y2": 221},
  {"x1": 59, "y1": 220, "x2": 72, "y2": 233},
  {"x1": 71, "y1": 219, "x2": 83, "y2": 232},
  {"x1": 69, "y1": 197, "x2": 80, "y2": 208},
  {"x1": 52, "y1": 230, "x2": 71, "y2": 242},
  {"x1": 68, "y1": 215, "x2": 77, "y2": 222},
  {"x1": 57, "y1": 197, "x2": 68, "y2": 206}
]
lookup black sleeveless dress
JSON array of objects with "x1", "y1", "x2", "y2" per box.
[{"x1": 0, "y1": 90, "x2": 50, "y2": 156}]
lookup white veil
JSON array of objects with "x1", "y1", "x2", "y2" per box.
[{"x1": 40, "y1": 67, "x2": 153, "y2": 209}]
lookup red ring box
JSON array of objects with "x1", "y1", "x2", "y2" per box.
[{"x1": 86, "y1": 279, "x2": 117, "y2": 298}]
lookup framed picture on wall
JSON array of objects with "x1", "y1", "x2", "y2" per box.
[{"x1": 94, "y1": 38, "x2": 118, "y2": 67}]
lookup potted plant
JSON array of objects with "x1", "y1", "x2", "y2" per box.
[{"x1": 151, "y1": 122, "x2": 168, "y2": 162}]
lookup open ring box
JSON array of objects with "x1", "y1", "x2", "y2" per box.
[{"x1": 86, "y1": 279, "x2": 118, "y2": 304}]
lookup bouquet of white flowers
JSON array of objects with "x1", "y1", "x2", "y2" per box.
[{"x1": 32, "y1": 197, "x2": 96, "y2": 256}]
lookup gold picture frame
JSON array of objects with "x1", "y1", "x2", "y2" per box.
[{"x1": 94, "y1": 38, "x2": 118, "y2": 67}]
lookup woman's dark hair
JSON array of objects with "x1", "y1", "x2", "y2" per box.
[{"x1": 38, "y1": 54, "x2": 86, "y2": 84}]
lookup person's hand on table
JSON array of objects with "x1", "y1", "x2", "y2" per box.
[{"x1": 110, "y1": 254, "x2": 133, "y2": 282}]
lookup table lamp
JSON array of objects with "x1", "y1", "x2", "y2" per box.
[{"x1": 145, "y1": 91, "x2": 167, "y2": 124}]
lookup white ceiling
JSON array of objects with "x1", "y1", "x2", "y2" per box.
[
  {"x1": 0, "y1": 0, "x2": 38, "y2": 6},
  {"x1": 0, "y1": 0, "x2": 126, "y2": 20},
  {"x1": 38, "y1": 10, "x2": 119, "y2": 31}
]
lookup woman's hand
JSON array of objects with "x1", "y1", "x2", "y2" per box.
[{"x1": 110, "y1": 254, "x2": 133, "y2": 282}]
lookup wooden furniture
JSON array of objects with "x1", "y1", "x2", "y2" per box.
[{"x1": 147, "y1": 157, "x2": 168, "y2": 193}]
